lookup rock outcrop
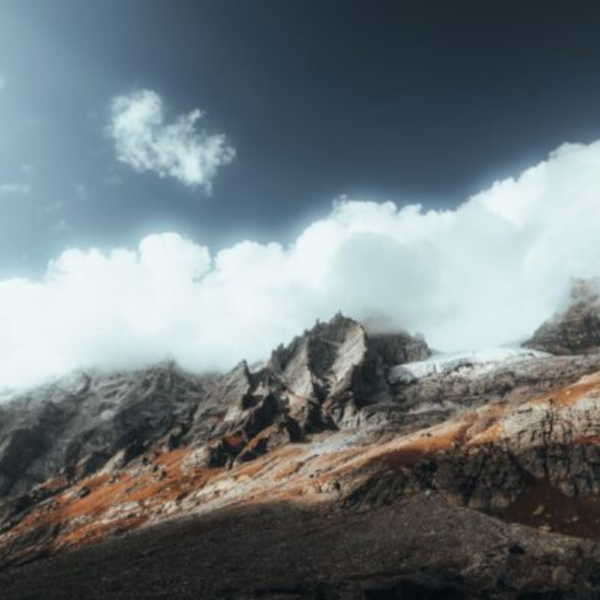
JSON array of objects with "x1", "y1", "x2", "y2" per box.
[
  {"x1": 184, "y1": 314, "x2": 432, "y2": 467},
  {"x1": 0, "y1": 365, "x2": 206, "y2": 499},
  {"x1": 526, "y1": 279, "x2": 600, "y2": 355},
  {"x1": 5, "y1": 312, "x2": 600, "y2": 598},
  {"x1": 0, "y1": 315, "x2": 429, "y2": 507}
]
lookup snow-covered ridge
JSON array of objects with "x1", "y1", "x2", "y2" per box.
[{"x1": 389, "y1": 347, "x2": 550, "y2": 384}]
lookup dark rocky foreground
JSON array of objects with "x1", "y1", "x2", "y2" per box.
[
  {"x1": 4, "y1": 283, "x2": 600, "y2": 598},
  {"x1": 4, "y1": 496, "x2": 600, "y2": 600}
]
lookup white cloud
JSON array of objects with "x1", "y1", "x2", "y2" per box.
[
  {"x1": 0, "y1": 183, "x2": 31, "y2": 196},
  {"x1": 0, "y1": 77, "x2": 6, "y2": 92},
  {"x1": 108, "y1": 89, "x2": 235, "y2": 190},
  {"x1": 1, "y1": 139, "x2": 600, "y2": 389}
]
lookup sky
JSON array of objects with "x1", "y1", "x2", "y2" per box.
[{"x1": 2, "y1": 0, "x2": 600, "y2": 388}]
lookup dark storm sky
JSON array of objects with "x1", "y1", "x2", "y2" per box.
[{"x1": 2, "y1": 0, "x2": 600, "y2": 277}]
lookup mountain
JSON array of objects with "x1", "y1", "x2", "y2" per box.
[
  {"x1": 5, "y1": 303, "x2": 600, "y2": 598},
  {"x1": 525, "y1": 279, "x2": 600, "y2": 355}
]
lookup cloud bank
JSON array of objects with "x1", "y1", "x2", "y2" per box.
[
  {"x1": 2, "y1": 139, "x2": 600, "y2": 389},
  {"x1": 108, "y1": 90, "x2": 235, "y2": 190}
]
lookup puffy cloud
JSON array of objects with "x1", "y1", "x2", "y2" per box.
[
  {"x1": 0, "y1": 183, "x2": 31, "y2": 196},
  {"x1": 2, "y1": 139, "x2": 600, "y2": 389},
  {"x1": 108, "y1": 89, "x2": 235, "y2": 190}
]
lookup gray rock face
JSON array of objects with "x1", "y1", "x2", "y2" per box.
[
  {"x1": 368, "y1": 330, "x2": 431, "y2": 366},
  {"x1": 526, "y1": 279, "x2": 600, "y2": 355},
  {"x1": 3, "y1": 310, "x2": 600, "y2": 512},
  {"x1": 268, "y1": 314, "x2": 372, "y2": 401},
  {"x1": 395, "y1": 353, "x2": 600, "y2": 412},
  {"x1": 0, "y1": 364, "x2": 206, "y2": 499},
  {"x1": 0, "y1": 315, "x2": 429, "y2": 501},
  {"x1": 8, "y1": 310, "x2": 600, "y2": 597},
  {"x1": 348, "y1": 364, "x2": 600, "y2": 524},
  {"x1": 189, "y1": 315, "x2": 431, "y2": 465},
  {"x1": 361, "y1": 351, "x2": 600, "y2": 437}
]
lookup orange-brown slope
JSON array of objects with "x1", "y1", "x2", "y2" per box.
[{"x1": 6, "y1": 365, "x2": 600, "y2": 569}]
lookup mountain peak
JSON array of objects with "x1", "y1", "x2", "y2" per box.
[
  {"x1": 525, "y1": 278, "x2": 600, "y2": 355},
  {"x1": 5, "y1": 312, "x2": 600, "y2": 597}
]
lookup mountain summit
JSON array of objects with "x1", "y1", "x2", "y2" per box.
[
  {"x1": 525, "y1": 279, "x2": 600, "y2": 355},
  {"x1": 4, "y1": 309, "x2": 600, "y2": 598}
]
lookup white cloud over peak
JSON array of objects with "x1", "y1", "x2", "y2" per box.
[
  {"x1": 1, "y1": 139, "x2": 600, "y2": 389},
  {"x1": 108, "y1": 89, "x2": 235, "y2": 190}
]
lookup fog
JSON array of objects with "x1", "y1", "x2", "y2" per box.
[{"x1": 1, "y1": 139, "x2": 600, "y2": 389}]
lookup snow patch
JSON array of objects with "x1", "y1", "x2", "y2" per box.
[{"x1": 389, "y1": 347, "x2": 549, "y2": 384}]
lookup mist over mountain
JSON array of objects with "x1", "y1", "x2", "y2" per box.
[
  {"x1": 5, "y1": 2, "x2": 600, "y2": 598},
  {"x1": 2, "y1": 140, "x2": 600, "y2": 390},
  {"x1": 3, "y1": 297, "x2": 600, "y2": 598}
]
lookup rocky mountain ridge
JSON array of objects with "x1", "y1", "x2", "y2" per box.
[
  {"x1": 525, "y1": 279, "x2": 600, "y2": 355},
  {"x1": 5, "y1": 294, "x2": 600, "y2": 598}
]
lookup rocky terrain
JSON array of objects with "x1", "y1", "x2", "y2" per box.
[
  {"x1": 525, "y1": 279, "x2": 600, "y2": 355},
  {"x1": 5, "y1": 286, "x2": 600, "y2": 598}
]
